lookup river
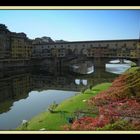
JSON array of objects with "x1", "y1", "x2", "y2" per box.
[{"x1": 0, "y1": 63, "x2": 131, "y2": 130}]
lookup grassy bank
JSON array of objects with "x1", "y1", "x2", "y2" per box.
[
  {"x1": 124, "y1": 66, "x2": 140, "y2": 74},
  {"x1": 17, "y1": 83, "x2": 111, "y2": 130}
]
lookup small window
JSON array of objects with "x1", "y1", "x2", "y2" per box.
[{"x1": 124, "y1": 43, "x2": 126, "y2": 47}]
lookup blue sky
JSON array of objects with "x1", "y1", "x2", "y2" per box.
[{"x1": 0, "y1": 10, "x2": 140, "y2": 41}]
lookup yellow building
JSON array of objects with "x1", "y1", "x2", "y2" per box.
[
  {"x1": 136, "y1": 40, "x2": 140, "y2": 58},
  {"x1": 11, "y1": 33, "x2": 32, "y2": 59},
  {"x1": 130, "y1": 50, "x2": 137, "y2": 58}
]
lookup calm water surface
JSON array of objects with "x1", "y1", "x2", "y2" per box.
[{"x1": 0, "y1": 90, "x2": 76, "y2": 130}]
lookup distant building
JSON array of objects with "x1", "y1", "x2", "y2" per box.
[
  {"x1": 55, "y1": 40, "x2": 68, "y2": 43},
  {"x1": 32, "y1": 36, "x2": 54, "y2": 44},
  {"x1": 11, "y1": 32, "x2": 32, "y2": 59},
  {"x1": 0, "y1": 24, "x2": 11, "y2": 59},
  {"x1": 0, "y1": 24, "x2": 33, "y2": 59}
]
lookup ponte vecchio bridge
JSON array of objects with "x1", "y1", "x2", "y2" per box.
[{"x1": 31, "y1": 39, "x2": 140, "y2": 71}]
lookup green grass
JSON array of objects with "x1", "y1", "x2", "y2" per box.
[{"x1": 17, "y1": 83, "x2": 111, "y2": 131}]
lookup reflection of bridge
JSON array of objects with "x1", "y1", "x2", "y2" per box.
[
  {"x1": 31, "y1": 39, "x2": 140, "y2": 72},
  {"x1": 0, "y1": 68, "x2": 118, "y2": 114}
]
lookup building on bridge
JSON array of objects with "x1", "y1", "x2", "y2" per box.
[
  {"x1": 32, "y1": 39, "x2": 140, "y2": 59},
  {"x1": 31, "y1": 38, "x2": 140, "y2": 69}
]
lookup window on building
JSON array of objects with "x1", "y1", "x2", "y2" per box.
[{"x1": 124, "y1": 43, "x2": 126, "y2": 47}]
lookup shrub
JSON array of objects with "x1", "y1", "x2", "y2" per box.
[
  {"x1": 96, "y1": 119, "x2": 135, "y2": 131},
  {"x1": 64, "y1": 116, "x2": 110, "y2": 131},
  {"x1": 48, "y1": 101, "x2": 58, "y2": 113},
  {"x1": 63, "y1": 69, "x2": 140, "y2": 131}
]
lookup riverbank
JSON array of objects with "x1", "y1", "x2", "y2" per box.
[
  {"x1": 17, "y1": 83, "x2": 111, "y2": 130},
  {"x1": 17, "y1": 66, "x2": 140, "y2": 131}
]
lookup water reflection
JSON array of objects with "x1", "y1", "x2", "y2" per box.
[
  {"x1": 70, "y1": 61, "x2": 94, "y2": 74},
  {"x1": 0, "y1": 62, "x2": 131, "y2": 130},
  {"x1": 0, "y1": 90, "x2": 76, "y2": 130},
  {"x1": 75, "y1": 79, "x2": 88, "y2": 86}
]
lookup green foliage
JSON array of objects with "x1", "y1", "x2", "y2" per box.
[
  {"x1": 130, "y1": 62, "x2": 136, "y2": 67},
  {"x1": 125, "y1": 67, "x2": 140, "y2": 74}
]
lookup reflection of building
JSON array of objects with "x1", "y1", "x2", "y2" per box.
[
  {"x1": 0, "y1": 72, "x2": 32, "y2": 114},
  {"x1": 0, "y1": 67, "x2": 118, "y2": 114},
  {"x1": 12, "y1": 74, "x2": 32, "y2": 96}
]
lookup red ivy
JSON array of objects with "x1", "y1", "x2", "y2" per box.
[{"x1": 63, "y1": 71, "x2": 140, "y2": 130}]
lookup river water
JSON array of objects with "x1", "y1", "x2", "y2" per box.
[{"x1": 0, "y1": 63, "x2": 131, "y2": 130}]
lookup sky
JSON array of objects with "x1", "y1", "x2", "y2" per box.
[{"x1": 0, "y1": 10, "x2": 140, "y2": 41}]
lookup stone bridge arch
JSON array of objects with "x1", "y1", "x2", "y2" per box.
[
  {"x1": 106, "y1": 58, "x2": 139, "y2": 66},
  {"x1": 73, "y1": 48, "x2": 78, "y2": 55},
  {"x1": 80, "y1": 48, "x2": 88, "y2": 56}
]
